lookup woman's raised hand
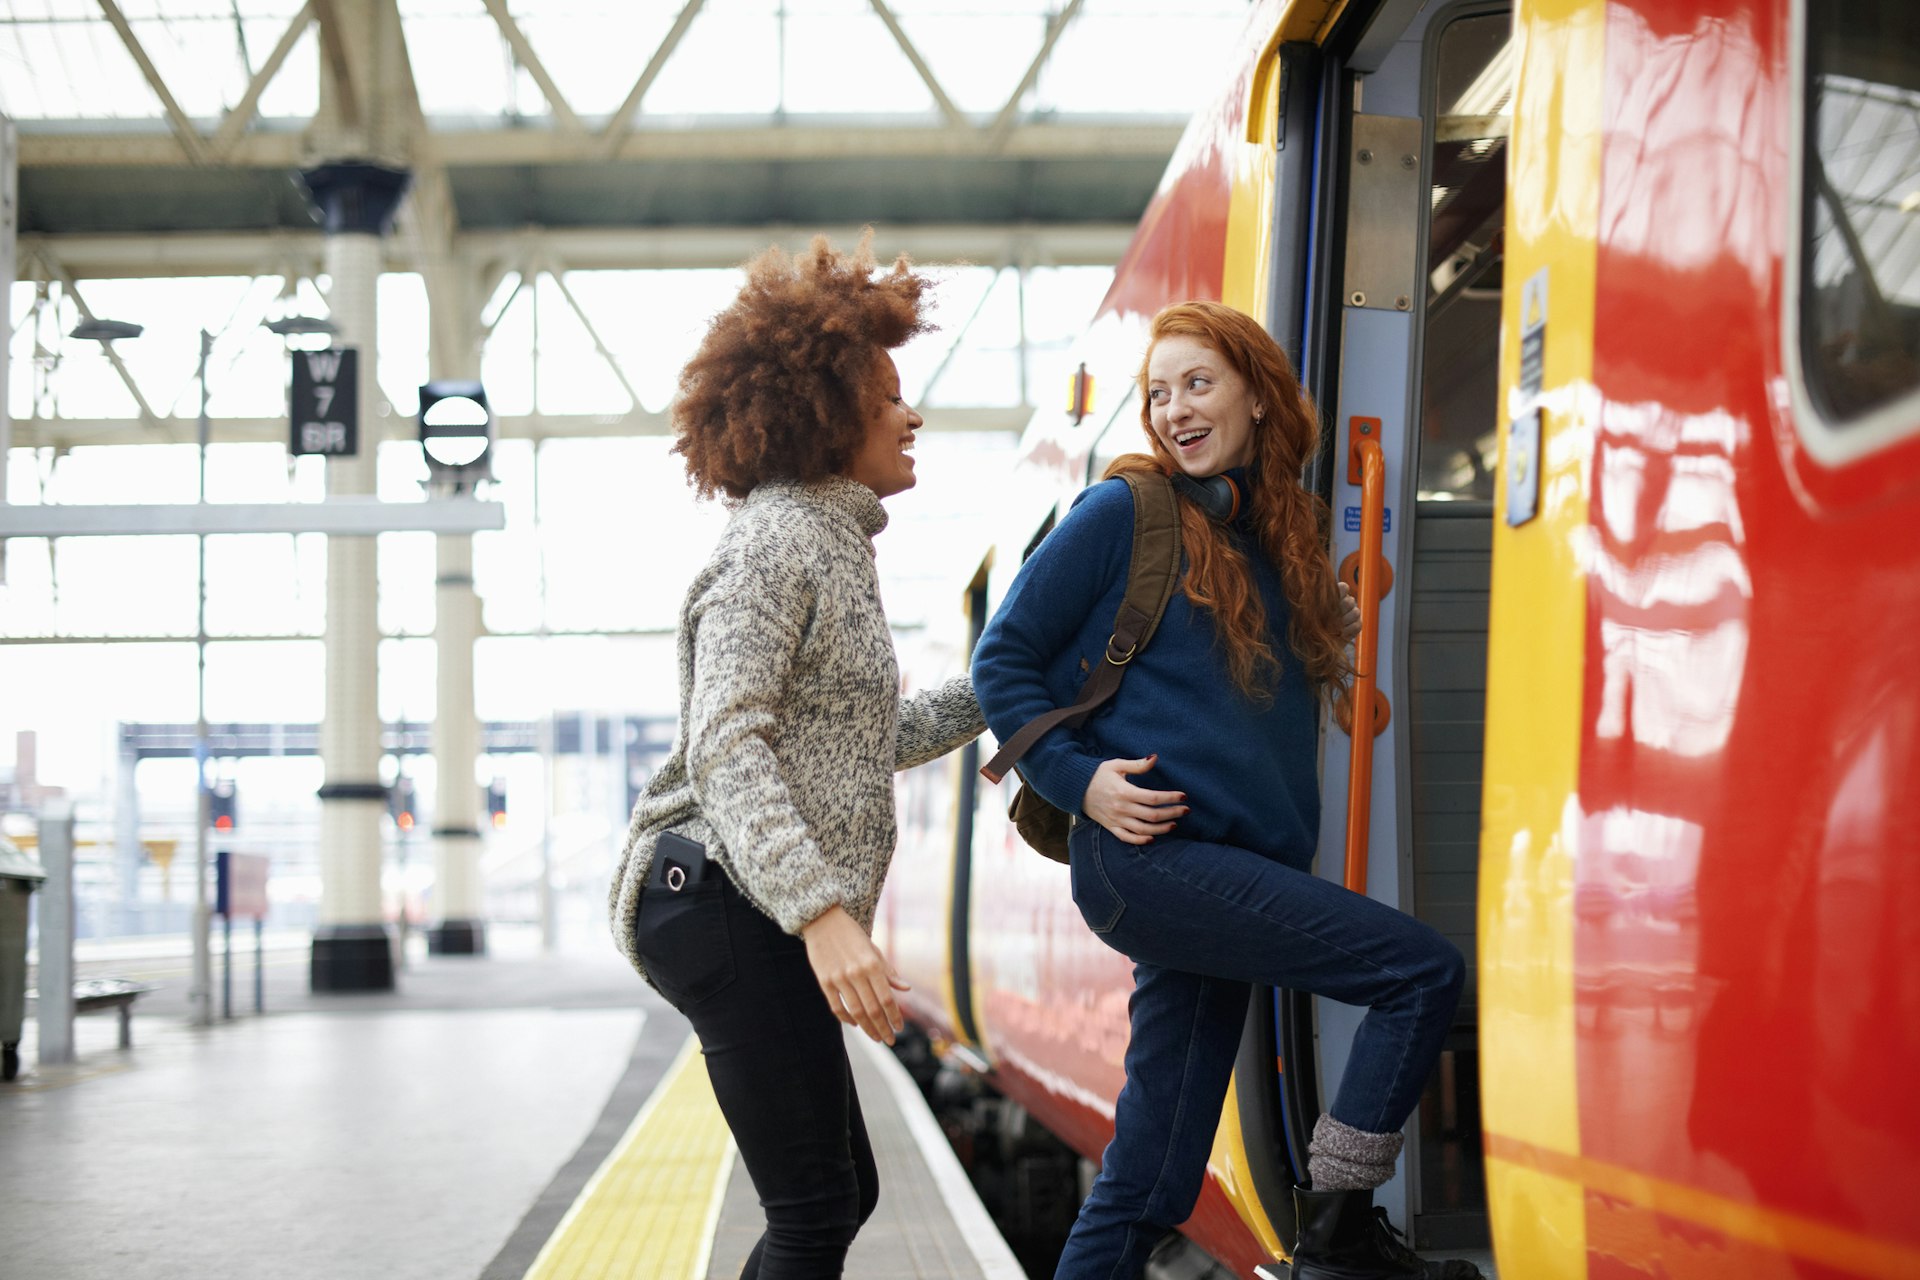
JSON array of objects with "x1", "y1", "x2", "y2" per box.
[
  {"x1": 800, "y1": 904, "x2": 911, "y2": 1045},
  {"x1": 1337, "y1": 580, "x2": 1362, "y2": 646},
  {"x1": 1083, "y1": 754, "x2": 1189, "y2": 846}
]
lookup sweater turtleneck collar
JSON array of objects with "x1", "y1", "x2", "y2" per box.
[{"x1": 753, "y1": 474, "x2": 890, "y2": 540}]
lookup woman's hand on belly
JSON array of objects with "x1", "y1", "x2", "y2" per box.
[{"x1": 1083, "y1": 754, "x2": 1190, "y2": 846}]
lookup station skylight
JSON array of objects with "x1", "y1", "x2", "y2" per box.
[{"x1": 0, "y1": 0, "x2": 1252, "y2": 126}]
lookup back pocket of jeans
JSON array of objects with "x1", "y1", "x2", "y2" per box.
[
  {"x1": 635, "y1": 879, "x2": 735, "y2": 1004},
  {"x1": 1070, "y1": 832, "x2": 1127, "y2": 935}
]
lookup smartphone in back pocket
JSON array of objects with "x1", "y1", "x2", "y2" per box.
[
  {"x1": 636, "y1": 830, "x2": 735, "y2": 1004},
  {"x1": 649, "y1": 830, "x2": 719, "y2": 892}
]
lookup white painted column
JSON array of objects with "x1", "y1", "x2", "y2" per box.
[
  {"x1": 427, "y1": 530, "x2": 486, "y2": 953},
  {"x1": 424, "y1": 269, "x2": 487, "y2": 955},
  {"x1": 35, "y1": 801, "x2": 75, "y2": 1067},
  {"x1": 305, "y1": 166, "x2": 410, "y2": 992},
  {"x1": 116, "y1": 741, "x2": 142, "y2": 924},
  {"x1": 2, "y1": 114, "x2": 16, "y2": 585}
]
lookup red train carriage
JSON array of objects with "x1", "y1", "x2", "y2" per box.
[{"x1": 877, "y1": 0, "x2": 1920, "y2": 1275}]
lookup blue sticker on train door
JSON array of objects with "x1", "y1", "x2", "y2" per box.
[{"x1": 1343, "y1": 506, "x2": 1391, "y2": 533}]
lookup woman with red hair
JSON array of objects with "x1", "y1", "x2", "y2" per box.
[{"x1": 973, "y1": 301, "x2": 1476, "y2": 1280}]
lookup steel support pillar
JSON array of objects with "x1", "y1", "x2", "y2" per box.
[
  {"x1": 36, "y1": 801, "x2": 76, "y2": 1067},
  {"x1": 427, "y1": 531, "x2": 486, "y2": 954},
  {"x1": 116, "y1": 741, "x2": 141, "y2": 923},
  {"x1": 305, "y1": 161, "x2": 409, "y2": 993},
  {"x1": 424, "y1": 273, "x2": 487, "y2": 956},
  {"x1": 2, "y1": 115, "x2": 16, "y2": 585}
]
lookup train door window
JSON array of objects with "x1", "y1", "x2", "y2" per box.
[
  {"x1": 1418, "y1": 12, "x2": 1511, "y2": 502},
  {"x1": 1791, "y1": 0, "x2": 1920, "y2": 463}
]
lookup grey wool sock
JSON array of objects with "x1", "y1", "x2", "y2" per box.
[{"x1": 1306, "y1": 1113, "x2": 1404, "y2": 1191}]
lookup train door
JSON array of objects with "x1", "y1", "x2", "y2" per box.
[{"x1": 1313, "y1": 1, "x2": 1511, "y2": 1250}]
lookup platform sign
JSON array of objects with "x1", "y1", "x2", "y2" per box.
[
  {"x1": 215, "y1": 851, "x2": 269, "y2": 920},
  {"x1": 289, "y1": 347, "x2": 359, "y2": 457}
]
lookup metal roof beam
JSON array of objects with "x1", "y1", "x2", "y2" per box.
[
  {"x1": 16, "y1": 231, "x2": 322, "y2": 280},
  {"x1": 0, "y1": 497, "x2": 506, "y2": 538},
  {"x1": 389, "y1": 0, "x2": 469, "y2": 376},
  {"x1": 309, "y1": 0, "x2": 362, "y2": 132},
  {"x1": 9, "y1": 406, "x2": 1029, "y2": 449},
  {"x1": 868, "y1": 0, "x2": 968, "y2": 132},
  {"x1": 34, "y1": 253, "x2": 174, "y2": 441},
  {"x1": 539, "y1": 260, "x2": 643, "y2": 411},
  {"x1": 22, "y1": 223, "x2": 1138, "y2": 279},
  {"x1": 919, "y1": 267, "x2": 1004, "y2": 404},
  {"x1": 480, "y1": 268, "x2": 527, "y2": 341},
  {"x1": 92, "y1": 0, "x2": 211, "y2": 166},
  {"x1": 480, "y1": 0, "x2": 584, "y2": 135},
  {"x1": 989, "y1": 0, "x2": 1088, "y2": 150},
  {"x1": 18, "y1": 118, "x2": 1180, "y2": 167},
  {"x1": 600, "y1": 0, "x2": 706, "y2": 156},
  {"x1": 209, "y1": 1, "x2": 317, "y2": 160}
]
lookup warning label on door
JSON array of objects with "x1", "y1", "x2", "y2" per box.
[{"x1": 1343, "y1": 506, "x2": 1391, "y2": 534}]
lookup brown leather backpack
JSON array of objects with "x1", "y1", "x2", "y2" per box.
[{"x1": 979, "y1": 471, "x2": 1185, "y2": 862}]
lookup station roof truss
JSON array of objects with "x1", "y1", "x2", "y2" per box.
[{"x1": 0, "y1": 1, "x2": 1246, "y2": 271}]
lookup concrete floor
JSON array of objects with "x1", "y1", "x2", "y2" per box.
[
  {"x1": 705, "y1": 1030, "x2": 1015, "y2": 1280},
  {"x1": 1, "y1": 923, "x2": 674, "y2": 1280},
  {"x1": 4, "y1": 918, "x2": 1499, "y2": 1280}
]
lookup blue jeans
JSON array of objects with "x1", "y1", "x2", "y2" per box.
[{"x1": 1055, "y1": 822, "x2": 1465, "y2": 1280}]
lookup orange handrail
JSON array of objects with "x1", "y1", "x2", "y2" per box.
[{"x1": 1343, "y1": 437, "x2": 1387, "y2": 895}]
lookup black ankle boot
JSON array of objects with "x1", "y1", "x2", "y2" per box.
[{"x1": 1288, "y1": 1186, "x2": 1484, "y2": 1280}]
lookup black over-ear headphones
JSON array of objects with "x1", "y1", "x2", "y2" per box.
[{"x1": 1169, "y1": 471, "x2": 1243, "y2": 523}]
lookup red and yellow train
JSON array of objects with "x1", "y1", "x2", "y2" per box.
[{"x1": 876, "y1": 0, "x2": 1920, "y2": 1276}]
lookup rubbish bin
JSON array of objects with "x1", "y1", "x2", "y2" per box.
[{"x1": 0, "y1": 835, "x2": 47, "y2": 1082}]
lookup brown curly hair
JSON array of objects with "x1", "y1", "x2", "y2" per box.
[
  {"x1": 673, "y1": 232, "x2": 935, "y2": 500},
  {"x1": 1108, "y1": 301, "x2": 1352, "y2": 707}
]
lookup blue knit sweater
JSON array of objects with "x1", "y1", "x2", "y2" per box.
[{"x1": 971, "y1": 474, "x2": 1322, "y2": 869}]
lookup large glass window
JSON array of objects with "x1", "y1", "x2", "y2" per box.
[
  {"x1": 1416, "y1": 12, "x2": 1512, "y2": 503},
  {"x1": 1799, "y1": 0, "x2": 1920, "y2": 438}
]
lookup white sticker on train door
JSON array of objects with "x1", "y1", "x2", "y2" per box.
[{"x1": 1508, "y1": 269, "x2": 1548, "y2": 527}]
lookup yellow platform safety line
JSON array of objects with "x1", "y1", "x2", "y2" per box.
[{"x1": 523, "y1": 1033, "x2": 735, "y2": 1280}]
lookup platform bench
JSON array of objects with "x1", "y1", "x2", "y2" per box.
[{"x1": 69, "y1": 978, "x2": 154, "y2": 1049}]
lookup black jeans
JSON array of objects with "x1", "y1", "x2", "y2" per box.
[{"x1": 635, "y1": 867, "x2": 878, "y2": 1279}]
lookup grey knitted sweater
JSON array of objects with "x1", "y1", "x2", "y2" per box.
[{"x1": 609, "y1": 475, "x2": 983, "y2": 981}]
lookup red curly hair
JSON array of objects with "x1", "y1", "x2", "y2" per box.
[
  {"x1": 674, "y1": 232, "x2": 934, "y2": 500},
  {"x1": 1107, "y1": 302, "x2": 1351, "y2": 705}
]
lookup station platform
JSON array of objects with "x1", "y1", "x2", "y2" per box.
[
  {"x1": 492, "y1": 1014, "x2": 1021, "y2": 1280},
  {"x1": 0, "y1": 916, "x2": 1023, "y2": 1280}
]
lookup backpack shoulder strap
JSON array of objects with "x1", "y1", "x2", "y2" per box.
[
  {"x1": 980, "y1": 471, "x2": 1185, "y2": 785},
  {"x1": 1106, "y1": 470, "x2": 1183, "y2": 663}
]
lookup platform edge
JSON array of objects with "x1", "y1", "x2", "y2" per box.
[{"x1": 854, "y1": 1032, "x2": 1028, "y2": 1280}]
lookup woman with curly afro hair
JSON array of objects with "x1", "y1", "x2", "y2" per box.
[{"x1": 610, "y1": 234, "x2": 983, "y2": 1277}]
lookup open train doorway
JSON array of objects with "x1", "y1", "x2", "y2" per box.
[
  {"x1": 1404, "y1": 6, "x2": 1508, "y2": 1251},
  {"x1": 1312, "y1": 0, "x2": 1511, "y2": 1252}
]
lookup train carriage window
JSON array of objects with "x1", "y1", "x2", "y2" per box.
[
  {"x1": 1417, "y1": 13, "x2": 1513, "y2": 502},
  {"x1": 1795, "y1": 0, "x2": 1920, "y2": 457}
]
